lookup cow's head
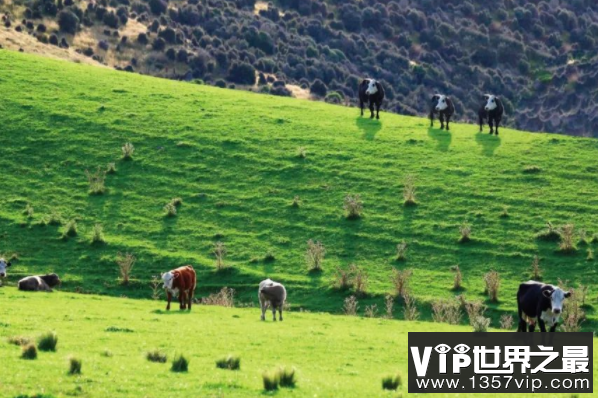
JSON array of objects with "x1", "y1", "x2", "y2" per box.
[
  {"x1": 41, "y1": 273, "x2": 61, "y2": 288},
  {"x1": 433, "y1": 94, "x2": 449, "y2": 111},
  {"x1": 161, "y1": 271, "x2": 178, "y2": 289},
  {"x1": 483, "y1": 94, "x2": 498, "y2": 111},
  {"x1": 365, "y1": 79, "x2": 378, "y2": 96},
  {"x1": 0, "y1": 258, "x2": 11, "y2": 278},
  {"x1": 542, "y1": 288, "x2": 571, "y2": 315}
]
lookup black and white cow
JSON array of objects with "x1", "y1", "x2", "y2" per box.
[
  {"x1": 359, "y1": 79, "x2": 385, "y2": 120},
  {"x1": 517, "y1": 281, "x2": 571, "y2": 332},
  {"x1": 0, "y1": 257, "x2": 12, "y2": 286},
  {"x1": 429, "y1": 94, "x2": 455, "y2": 131},
  {"x1": 478, "y1": 94, "x2": 504, "y2": 135},
  {"x1": 18, "y1": 274, "x2": 61, "y2": 292}
]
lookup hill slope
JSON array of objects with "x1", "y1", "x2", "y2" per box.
[
  {"x1": 1, "y1": 289, "x2": 597, "y2": 397},
  {"x1": 1, "y1": 50, "x2": 598, "y2": 327}
]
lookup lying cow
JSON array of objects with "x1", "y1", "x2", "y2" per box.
[
  {"x1": 0, "y1": 257, "x2": 11, "y2": 285},
  {"x1": 430, "y1": 94, "x2": 455, "y2": 131},
  {"x1": 162, "y1": 265, "x2": 196, "y2": 311},
  {"x1": 359, "y1": 79, "x2": 385, "y2": 120},
  {"x1": 479, "y1": 94, "x2": 504, "y2": 135},
  {"x1": 18, "y1": 274, "x2": 61, "y2": 292},
  {"x1": 259, "y1": 278, "x2": 287, "y2": 321},
  {"x1": 517, "y1": 281, "x2": 571, "y2": 332}
]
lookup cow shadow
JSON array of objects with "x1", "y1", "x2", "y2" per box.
[
  {"x1": 356, "y1": 117, "x2": 382, "y2": 141},
  {"x1": 475, "y1": 132, "x2": 501, "y2": 157},
  {"x1": 427, "y1": 127, "x2": 452, "y2": 152}
]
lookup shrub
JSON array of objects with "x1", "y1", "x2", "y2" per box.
[
  {"x1": 216, "y1": 354, "x2": 240, "y2": 370},
  {"x1": 106, "y1": 162, "x2": 116, "y2": 174},
  {"x1": 364, "y1": 304, "x2": 378, "y2": 318},
  {"x1": 121, "y1": 142, "x2": 135, "y2": 160},
  {"x1": 163, "y1": 202, "x2": 177, "y2": 217},
  {"x1": 310, "y1": 79, "x2": 327, "y2": 97},
  {"x1": 343, "y1": 194, "x2": 363, "y2": 219},
  {"x1": 402, "y1": 292, "x2": 419, "y2": 321},
  {"x1": 103, "y1": 11, "x2": 119, "y2": 28},
  {"x1": 537, "y1": 221, "x2": 560, "y2": 241},
  {"x1": 391, "y1": 269, "x2": 412, "y2": 296},
  {"x1": 147, "y1": 349, "x2": 167, "y2": 363},
  {"x1": 278, "y1": 366, "x2": 297, "y2": 388},
  {"x1": 21, "y1": 343, "x2": 38, "y2": 360},
  {"x1": 384, "y1": 295, "x2": 394, "y2": 319},
  {"x1": 227, "y1": 62, "x2": 256, "y2": 85},
  {"x1": 171, "y1": 354, "x2": 189, "y2": 372},
  {"x1": 150, "y1": 275, "x2": 162, "y2": 300},
  {"x1": 200, "y1": 287, "x2": 235, "y2": 307},
  {"x1": 102, "y1": 349, "x2": 113, "y2": 357},
  {"x1": 171, "y1": 197, "x2": 183, "y2": 207},
  {"x1": 291, "y1": 195, "x2": 301, "y2": 208},
  {"x1": 523, "y1": 165, "x2": 541, "y2": 173},
  {"x1": 499, "y1": 314, "x2": 514, "y2": 330},
  {"x1": 587, "y1": 248, "x2": 594, "y2": 261},
  {"x1": 471, "y1": 315, "x2": 491, "y2": 332},
  {"x1": 262, "y1": 369, "x2": 280, "y2": 391},
  {"x1": 350, "y1": 264, "x2": 368, "y2": 296},
  {"x1": 484, "y1": 270, "x2": 500, "y2": 302},
  {"x1": 403, "y1": 174, "x2": 417, "y2": 206},
  {"x1": 451, "y1": 265, "x2": 463, "y2": 290},
  {"x1": 458, "y1": 221, "x2": 471, "y2": 243},
  {"x1": 38, "y1": 331, "x2": 58, "y2": 352},
  {"x1": 86, "y1": 167, "x2": 106, "y2": 195},
  {"x1": 579, "y1": 229, "x2": 588, "y2": 245},
  {"x1": 296, "y1": 146, "x2": 307, "y2": 158},
  {"x1": 62, "y1": 219, "x2": 78, "y2": 239},
  {"x1": 116, "y1": 252, "x2": 136, "y2": 285},
  {"x1": 381, "y1": 373, "x2": 401, "y2": 391},
  {"x1": 91, "y1": 224, "x2": 105, "y2": 244},
  {"x1": 8, "y1": 336, "x2": 31, "y2": 346},
  {"x1": 395, "y1": 240, "x2": 407, "y2": 261},
  {"x1": 343, "y1": 295, "x2": 359, "y2": 316},
  {"x1": 431, "y1": 299, "x2": 462, "y2": 325},
  {"x1": 68, "y1": 356, "x2": 82, "y2": 375},
  {"x1": 58, "y1": 9, "x2": 79, "y2": 34},
  {"x1": 530, "y1": 255, "x2": 542, "y2": 280},
  {"x1": 47, "y1": 210, "x2": 62, "y2": 226},
  {"x1": 333, "y1": 267, "x2": 351, "y2": 290},
  {"x1": 463, "y1": 299, "x2": 487, "y2": 329},
  {"x1": 500, "y1": 205, "x2": 509, "y2": 218},
  {"x1": 305, "y1": 240, "x2": 325, "y2": 271},
  {"x1": 24, "y1": 203, "x2": 34, "y2": 219},
  {"x1": 559, "y1": 224, "x2": 576, "y2": 253},
  {"x1": 213, "y1": 241, "x2": 227, "y2": 270}
]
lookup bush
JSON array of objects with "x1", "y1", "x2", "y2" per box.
[
  {"x1": 291, "y1": 195, "x2": 301, "y2": 208},
  {"x1": 391, "y1": 269, "x2": 412, "y2": 296},
  {"x1": 296, "y1": 146, "x2": 307, "y2": 158},
  {"x1": 310, "y1": 79, "x2": 327, "y2": 97},
  {"x1": 24, "y1": 203, "x2": 34, "y2": 219},
  {"x1": 262, "y1": 369, "x2": 280, "y2": 391},
  {"x1": 58, "y1": 9, "x2": 79, "y2": 34},
  {"x1": 21, "y1": 343, "x2": 38, "y2": 360},
  {"x1": 103, "y1": 11, "x2": 119, "y2": 28},
  {"x1": 431, "y1": 299, "x2": 462, "y2": 325},
  {"x1": 343, "y1": 295, "x2": 358, "y2": 316},
  {"x1": 163, "y1": 202, "x2": 177, "y2": 217},
  {"x1": 68, "y1": 356, "x2": 82, "y2": 375},
  {"x1": 343, "y1": 194, "x2": 363, "y2": 219},
  {"x1": 530, "y1": 255, "x2": 542, "y2": 280},
  {"x1": 106, "y1": 162, "x2": 116, "y2": 174},
  {"x1": 523, "y1": 165, "x2": 541, "y2": 173},
  {"x1": 86, "y1": 167, "x2": 106, "y2": 195},
  {"x1": 500, "y1": 205, "x2": 509, "y2": 218},
  {"x1": 116, "y1": 252, "x2": 136, "y2": 285},
  {"x1": 62, "y1": 219, "x2": 78, "y2": 239},
  {"x1": 90, "y1": 224, "x2": 105, "y2": 244},
  {"x1": 537, "y1": 221, "x2": 560, "y2": 241},
  {"x1": 200, "y1": 287, "x2": 235, "y2": 307},
  {"x1": 381, "y1": 373, "x2": 401, "y2": 391},
  {"x1": 471, "y1": 315, "x2": 491, "y2": 332},
  {"x1": 499, "y1": 314, "x2": 514, "y2": 330},
  {"x1": 147, "y1": 349, "x2": 167, "y2": 363},
  {"x1": 38, "y1": 331, "x2": 58, "y2": 352},
  {"x1": 403, "y1": 174, "x2": 416, "y2": 206},
  {"x1": 458, "y1": 221, "x2": 471, "y2": 243},
  {"x1": 213, "y1": 241, "x2": 227, "y2": 270},
  {"x1": 305, "y1": 240, "x2": 325, "y2": 271},
  {"x1": 216, "y1": 354, "x2": 240, "y2": 370},
  {"x1": 451, "y1": 265, "x2": 463, "y2": 290},
  {"x1": 278, "y1": 367, "x2": 297, "y2": 388},
  {"x1": 227, "y1": 62, "x2": 256, "y2": 85},
  {"x1": 148, "y1": 0, "x2": 167, "y2": 15},
  {"x1": 364, "y1": 304, "x2": 378, "y2": 318},
  {"x1": 8, "y1": 336, "x2": 31, "y2": 346},
  {"x1": 121, "y1": 142, "x2": 135, "y2": 160},
  {"x1": 171, "y1": 354, "x2": 189, "y2": 372},
  {"x1": 395, "y1": 240, "x2": 408, "y2": 261},
  {"x1": 559, "y1": 224, "x2": 576, "y2": 253},
  {"x1": 484, "y1": 270, "x2": 500, "y2": 302},
  {"x1": 402, "y1": 292, "x2": 419, "y2": 321}
]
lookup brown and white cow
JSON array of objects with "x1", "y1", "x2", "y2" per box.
[
  {"x1": 161, "y1": 265, "x2": 196, "y2": 311},
  {"x1": 258, "y1": 278, "x2": 287, "y2": 321},
  {"x1": 18, "y1": 273, "x2": 61, "y2": 292}
]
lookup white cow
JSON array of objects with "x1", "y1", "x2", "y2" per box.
[{"x1": 258, "y1": 279, "x2": 287, "y2": 321}]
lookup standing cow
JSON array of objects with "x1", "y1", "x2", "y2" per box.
[
  {"x1": 517, "y1": 281, "x2": 571, "y2": 332},
  {"x1": 0, "y1": 257, "x2": 11, "y2": 286},
  {"x1": 359, "y1": 79, "x2": 385, "y2": 120},
  {"x1": 479, "y1": 94, "x2": 504, "y2": 135},
  {"x1": 259, "y1": 278, "x2": 287, "y2": 321},
  {"x1": 429, "y1": 94, "x2": 455, "y2": 131},
  {"x1": 161, "y1": 265, "x2": 196, "y2": 311},
  {"x1": 18, "y1": 274, "x2": 61, "y2": 292}
]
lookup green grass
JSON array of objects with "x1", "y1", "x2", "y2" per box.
[
  {"x1": 1, "y1": 50, "x2": 598, "y2": 328},
  {"x1": 3, "y1": 289, "x2": 597, "y2": 397}
]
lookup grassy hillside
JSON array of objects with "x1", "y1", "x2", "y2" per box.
[
  {"x1": 1, "y1": 50, "x2": 598, "y2": 327},
  {"x1": 1, "y1": 289, "x2": 597, "y2": 398}
]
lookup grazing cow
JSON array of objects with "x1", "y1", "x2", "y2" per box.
[
  {"x1": 517, "y1": 281, "x2": 571, "y2": 332},
  {"x1": 259, "y1": 278, "x2": 287, "y2": 321},
  {"x1": 429, "y1": 94, "x2": 455, "y2": 131},
  {"x1": 18, "y1": 274, "x2": 61, "y2": 292},
  {"x1": 161, "y1": 265, "x2": 196, "y2": 311},
  {"x1": 359, "y1": 79, "x2": 385, "y2": 120},
  {"x1": 0, "y1": 258, "x2": 11, "y2": 286},
  {"x1": 479, "y1": 94, "x2": 504, "y2": 135}
]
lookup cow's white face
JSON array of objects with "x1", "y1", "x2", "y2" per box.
[
  {"x1": 435, "y1": 95, "x2": 448, "y2": 111},
  {"x1": 365, "y1": 79, "x2": 378, "y2": 95},
  {"x1": 484, "y1": 95, "x2": 498, "y2": 111},
  {"x1": 0, "y1": 258, "x2": 11, "y2": 278},
  {"x1": 543, "y1": 288, "x2": 571, "y2": 315},
  {"x1": 162, "y1": 272, "x2": 175, "y2": 290}
]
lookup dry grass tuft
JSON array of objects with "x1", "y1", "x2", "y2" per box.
[
  {"x1": 395, "y1": 240, "x2": 408, "y2": 261},
  {"x1": 213, "y1": 241, "x2": 227, "y2": 270},
  {"x1": 305, "y1": 240, "x2": 325, "y2": 272},
  {"x1": 458, "y1": 221, "x2": 471, "y2": 243},
  {"x1": 343, "y1": 295, "x2": 359, "y2": 316},
  {"x1": 450, "y1": 265, "x2": 463, "y2": 290},
  {"x1": 391, "y1": 269, "x2": 412, "y2": 297},
  {"x1": 201, "y1": 287, "x2": 235, "y2": 307},
  {"x1": 403, "y1": 174, "x2": 417, "y2": 206},
  {"x1": 343, "y1": 194, "x2": 363, "y2": 219},
  {"x1": 499, "y1": 314, "x2": 514, "y2": 330},
  {"x1": 91, "y1": 223, "x2": 105, "y2": 244},
  {"x1": 122, "y1": 142, "x2": 135, "y2": 160},
  {"x1": 116, "y1": 252, "x2": 136, "y2": 285},
  {"x1": 85, "y1": 167, "x2": 106, "y2": 195},
  {"x1": 559, "y1": 224, "x2": 577, "y2": 253},
  {"x1": 483, "y1": 270, "x2": 500, "y2": 302}
]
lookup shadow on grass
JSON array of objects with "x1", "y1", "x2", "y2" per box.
[
  {"x1": 475, "y1": 131, "x2": 501, "y2": 156},
  {"x1": 427, "y1": 127, "x2": 452, "y2": 152},
  {"x1": 356, "y1": 117, "x2": 382, "y2": 141}
]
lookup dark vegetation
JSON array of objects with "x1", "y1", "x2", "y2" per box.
[{"x1": 2, "y1": 0, "x2": 598, "y2": 136}]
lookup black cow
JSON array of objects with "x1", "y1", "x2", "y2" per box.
[
  {"x1": 479, "y1": 94, "x2": 504, "y2": 135},
  {"x1": 359, "y1": 79, "x2": 385, "y2": 120},
  {"x1": 429, "y1": 94, "x2": 455, "y2": 131},
  {"x1": 517, "y1": 281, "x2": 571, "y2": 332}
]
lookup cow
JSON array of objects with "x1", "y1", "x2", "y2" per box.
[
  {"x1": 429, "y1": 94, "x2": 455, "y2": 131},
  {"x1": 18, "y1": 274, "x2": 61, "y2": 292},
  {"x1": 359, "y1": 79, "x2": 385, "y2": 120},
  {"x1": 479, "y1": 94, "x2": 504, "y2": 135},
  {"x1": 0, "y1": 257, "x2": 11, "y2": 286},
  {"x1": 517, "y1": 281, "x2": 571, "y2": 332},
  {"x1": 259, "y1": 278, "x2": 287, "y2": 322},
  {"x1": 161, "y1": 265, "x2": 196, "y2": 311}
]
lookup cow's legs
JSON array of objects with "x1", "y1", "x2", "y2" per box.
[
  {"x1": 528, "y1": 323, "x2": 535, "y2": 332},
  {"x1": 375, "y1": 101, "x2": 381, "y2": 120},
  {"x1": 179, "y1": 290, "x2": 186, "y2": 310},
  {"x1": 549, "y1": 324, "x2": 557, "y2": 332},
  {"x1": 360, "y1": 100, "x2": 364, "y2": 117},
  {"x1": 488, "y1": 119, "x2": 494, "y2": 134},
  {"x1": 369, "y1": 101, "x2": 375, "y2": 119},
  {"x1": 430, "y1": 110, "x2": 434, "y2": 127},
  {"x1": 517, "y1": 305, "x2": 526, "y2": 332},
  {"x1": 538, "y1": 317, "x2": 547, "y2": 332},
  {"x1": 166, "y1": 291, "x2": 172, "y2": 311},
  {"x1": 278, "y1": 304, "x2": 283, "y2": 321},
  {"x1": 272, "y1": 305, "x2": 277, "y2": 322},
  {"x1": 260, "y1": 299, "x2": 266, "y2": 321},
  {"x1": 495, "y1": 117, "x2": 501, "y2": 135},
  {"x1": 479, "y1": 115, "x2": 484, "y2": 132},
  {"x1": 446, "y1": 114, "x2": 451, "y2": 131},
  {"x1": 439, "y1": 113, "x2": 445, "y2": 130}
]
